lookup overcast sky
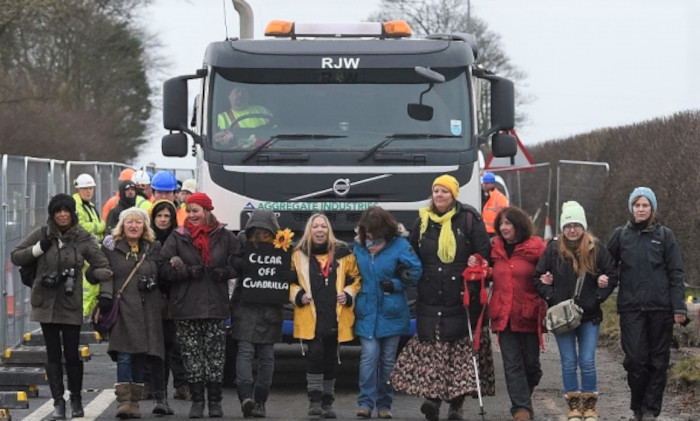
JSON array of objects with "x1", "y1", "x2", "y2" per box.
[{"x1": 138, "y1": 0, "x2": 700, "y2": 169}]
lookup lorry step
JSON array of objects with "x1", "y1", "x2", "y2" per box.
[
  {"x1": 22, "y1": 330, "x2": 102, "y2": 346},
  {"x1": 1, "y1": 345, "x2": 91, "y2": 366}
]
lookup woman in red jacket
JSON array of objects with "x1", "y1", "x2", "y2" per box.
[{"x1": 489, "y1": 207, "x2": 546, "y2": 421}]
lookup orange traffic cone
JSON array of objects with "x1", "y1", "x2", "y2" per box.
[{"x1": 544, "y1": 216, "x2": 553, "y2": 242}]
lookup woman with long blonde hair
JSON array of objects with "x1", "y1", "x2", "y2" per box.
[
  {"x1": 534, "y1": 201, "x2": 617, "y2": 421},
  {"x1": 289, "y1": 213, "x2": 361, "y2": 418}
]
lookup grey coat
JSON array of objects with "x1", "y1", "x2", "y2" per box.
[
  {"x1": 11, "y1": 220, "x2": 112, "y2": 325},
  {"x1": 102, "y1": 239, "x2": 164, "y2": 360},
  {"x1": 158, "y1": 224, "x2": 240, "y2": 320}
]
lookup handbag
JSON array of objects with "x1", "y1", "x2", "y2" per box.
[
  {"x1": 545, "y1": 271, "x2": 585, "y2": 335},
  {"x1": 92, "y1": 253, "x2": 146, "y2": 333}
]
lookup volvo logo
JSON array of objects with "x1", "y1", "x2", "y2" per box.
[{"x1": 332, "y1": 179, "x2": 351, "y2": 197}]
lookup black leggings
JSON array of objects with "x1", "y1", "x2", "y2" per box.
[
  {"x1": 305, "y1": 335, "x2": 339, "y2": 380},
  {"x1": 41, "y1": 323, "x2": 81, "y2": 365}
]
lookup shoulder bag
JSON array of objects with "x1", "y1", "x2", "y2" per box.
[
  {"x1": 92, "y1": 253, "x2": 146, "y2": 333},
  {"x1": 545, "y1": 271, "x2": 585, "y2": 335},
  {"x1": 19, "y1": 226, "x2": 49, "y2": 287}
]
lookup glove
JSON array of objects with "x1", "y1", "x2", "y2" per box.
[
  {"x1": 170, "y1": 256, "x2": 185, "y2": 270},
  {"x1": 394, "y1": 263, "x2": 411, "y2": 283},
  {"x1": 39, "y1": 238, "x2": 52, "y2": 252},
  {"x1": 98, "y1": 296, "x2": 113, "y2": 313},
  {"x1": 102, "y1": 235, "x2": 115, "y2": 251},
  {"x1": 189, "y1": 265, "x2": 205, "y2": 279},
  {"x1": 211, "y1": 268, "x2": 230, "y2": 282},
  {"x1": 380, "y1": 280, "x2": 395, "y2": 293}
]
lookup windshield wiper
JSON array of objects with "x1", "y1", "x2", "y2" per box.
[
  {"x1": 242, "y1": 134, "x2": 347, "y2": 162},
  {"x1": 358, "y1": 133, "x2": 460, "y2": 162}
]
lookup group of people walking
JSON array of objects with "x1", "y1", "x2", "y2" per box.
[{"x1": 11, "y1": 170, "x2": 687, "y2": 421}]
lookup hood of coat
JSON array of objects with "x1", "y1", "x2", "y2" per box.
[
  {"x1": 244, "y1": 209, "x2": 280, "y2": 238},
  {"x1": 491, "y1": 235, "x2": 544, "y2": 263}
]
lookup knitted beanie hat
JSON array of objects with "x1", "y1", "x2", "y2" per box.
[
  {"x1": 432, "y1": 174, "x2": 459, "y2": 199},
  {"x1": 560, "y1": 201, "x2": 588, "y2": 231},
  {"x1": 48, "y1": 193, "x2": 76, "y2": 216},
  {"x1": 628, "y1": 187, "x2": 657, "y2": 213},
  {"x1": 186, "y1": 192, "x2": 214, "y2": 211}
]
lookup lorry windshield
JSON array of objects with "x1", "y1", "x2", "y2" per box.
[{"x1": 209, "y1": 68, "x2": 472, "y2": 152}]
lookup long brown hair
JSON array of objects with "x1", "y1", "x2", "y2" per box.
[{"x1": 557, "y1": 230, "x2": 597, "y2": 275}]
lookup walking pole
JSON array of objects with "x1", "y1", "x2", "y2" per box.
[{"x1": 466, "y1": 310, "x2": 487, "y2": 421}]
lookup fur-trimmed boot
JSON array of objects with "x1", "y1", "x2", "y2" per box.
[
  {"x1": 581, "y1": 392, "x2": 599, "y2": 421},
  {"x1": 565, "y1": 392, "x2": 583, "y2": 421},
  {"x1": 129, "y1": 383, "x2": 144, "y2": 418},
  {"x1": 321, "y1": 379, "x2": 336, "y2": 418},
  {"x1": 114, "y1": 383, "x2": 131, "y2": 419},
  {"x1": 307, "y1": 373, "x2": 324, "y2": 417}
]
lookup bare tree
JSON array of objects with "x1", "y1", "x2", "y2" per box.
[
  {"x1": 368, "y1": 0, "x2": 530, "y2": 133},
  {"x1": 0, "y1": 0, "x2": 155, "y2": 162}
]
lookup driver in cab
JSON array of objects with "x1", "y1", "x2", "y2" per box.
[{"x1": 213, "y1": 86, "x2": 272, "y2": 148}]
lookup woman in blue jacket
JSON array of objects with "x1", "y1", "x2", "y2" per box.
[{"x1": 353, "y1": 206, "x2": 422, "y2": 419}]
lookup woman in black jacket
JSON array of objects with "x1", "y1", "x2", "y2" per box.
[
  {"x1": 607, "y1": 187, "x2": 687, "y2": 421},
  {"x1": 534, "y1": 201, "x2": 617, "y2": 421},
  {"x1": 159, "y1": 192, "x2": 240, "y2": 418}
]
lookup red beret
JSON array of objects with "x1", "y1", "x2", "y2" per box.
[{"x1": 186, "y1": 192, "x2": 214, "y2": 211}]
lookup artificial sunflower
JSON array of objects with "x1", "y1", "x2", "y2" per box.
[{"x1": 273, "y1": 228, "x2": 294, "y2": 252}]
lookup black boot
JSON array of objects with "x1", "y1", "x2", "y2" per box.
[
  {"x1": 207, "y1": 382, "x2": 223, "y2": 418},
  {"x1": 70, "y1": 394, "x2": 84, "y2": 418},
  {"x1": 321, "y1": 394, "x2": 336, "y2": 419},
  {"x1": 46, "y1": 363, "x2": 65, "y2": 420},
  {"x1": 308, "y1": 391, "x2": 323, "y2": 417},
  {"x1": 153, "y1": 390, "x2": 174, "y2": 415},
  {"x1": 188, "y1": 382, "x2": 205, "y2": 419},
  {"x1": 252, "y1": 386, "x2": 269, "y2": 418},
  {"x1": 420, "y1": 398, "x2": 442, "y2": 421},
  {"x1": 65, "y1": 361, "x2": 84, "y2": 417},
  {"x1": 447, "y1": 395, "x2": 464, "y2": 420}
]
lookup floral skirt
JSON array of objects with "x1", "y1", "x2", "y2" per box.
[{"x1": 389, "y1": 325, "x2": 496, "y2": 401}]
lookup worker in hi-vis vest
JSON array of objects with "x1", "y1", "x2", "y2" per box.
[
  {"x1": 213, "y1": 86, "x2": 272, "y2": 148},
  {"x1": 481, "y1": 172, "x2": 509, "y2": 237}
]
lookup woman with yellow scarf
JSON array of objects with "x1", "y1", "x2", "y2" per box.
[{"x1": 390, "y1": 174, "x2": 495, "y2": 421}]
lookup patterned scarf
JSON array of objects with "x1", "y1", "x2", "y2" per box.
[
  {"x1": 418, "y1": 205, "x2": 457, "y2": 263},
  {"x1": 185, "y1": 220, "x2": 216, "y2": 265}
]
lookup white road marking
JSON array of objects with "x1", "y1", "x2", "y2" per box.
[{"x1": 22, "y1": 389, "x2": 115, "y2": 421}]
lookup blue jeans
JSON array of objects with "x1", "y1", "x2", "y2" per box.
[
  {"x1": 117, "y1": 353, "x2": 146, "y2": 383},
  {"x1": 554, "y1": 320, "x2": 600, "y2": 393},
  {"x1": 236, "y1": 341, "x2": 275, "y2": 391},
  {"x1": 358, "y1": 335, "x2": 400, "y2": 411}
]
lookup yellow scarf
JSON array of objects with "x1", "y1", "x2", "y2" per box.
[{"x1": 419, "y1": 206, "x2": 457, "y2": 263}]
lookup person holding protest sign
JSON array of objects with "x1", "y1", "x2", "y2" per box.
[
  {"x1": 158, "y1": 192, "x2": 240, "y2": 418},
  {"x1": 231, "y1": 209, "x2": 293, "y2": 418},
  {"x1": 290, "y1": 213, "x2": 361, "y2": 418}
]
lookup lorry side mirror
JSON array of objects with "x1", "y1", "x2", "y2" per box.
[
  {"x1": 162, "y1": 133, "x2": 188, "y2": 157},
  {"x1": 163, "y1": 77, "x2": 189, "y2": 131},
  {"x1": 490, "y1": 77, "x2": 515, "y2": 131},
  {"x1": 407, "y1": 103, "x2": 434, "y2": 121},
  {"x1": 491, "y1": 132, "x2": 517, "y2": 157}
]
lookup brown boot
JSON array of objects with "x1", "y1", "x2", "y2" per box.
[
  {"x1": 565, "y1": 392, "x2": 583, "y2": 421},
  {"x1": 581, "y1": 392, "x2": 598, "y2": 421},
  {"x1": 129, "y1": 383, "x2": 144, "y2": 418},
  {"x1": 115, "y1": 383, "x2": 131, "y2": 419}
]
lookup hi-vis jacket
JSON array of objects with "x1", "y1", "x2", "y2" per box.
[
  {"x1": 72, "y1": 193, "x2": 105, "y2": 240},
  {"x1": 482, "y1": 189, "x2": 509, "y2": 234},
  {"x1": 217, "y1": 106, "x2": 271, "y2": 129},
  {"x1": 289, "y1": 243, "x2": 361, "y2": 343}
]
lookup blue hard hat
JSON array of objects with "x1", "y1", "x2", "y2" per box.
[
  {"x1": 482, "y1": 172, "x2": 496, "y2": 183},
  {"x1": 151, "y1": 171, "x2": 178, "y2": 191}
]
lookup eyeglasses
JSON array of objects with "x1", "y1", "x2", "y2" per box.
[{"x1": 562, "y1": 224, "x2": 583, "y2": 231}]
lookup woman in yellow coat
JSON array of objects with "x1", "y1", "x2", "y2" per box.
[{"x1": 290, "y1": 213, "x2": 361, "y2": 418}]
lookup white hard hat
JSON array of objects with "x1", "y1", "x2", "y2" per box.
[
  {"x1": 181, "y1": 178, "x2": 197, "y2": 194},
  {"x1": 131, "y1": 170, "x2": 151, "y2": 185},
  {"x1": 74, "y1": 173, "x2": 96, "y2": 188}
]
